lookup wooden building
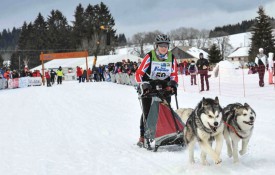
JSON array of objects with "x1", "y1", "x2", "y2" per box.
[{"x1": 171, "y1": 46, "x2": 208, "y2": 63}]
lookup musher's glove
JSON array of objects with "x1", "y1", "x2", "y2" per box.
[
  {"x1": 167, "y1": 80, "x2": 178, "y2": 94},
  {"x1": 167, "y1": 80, "x2": 178, "y2": 88},
  {"x1": 137, "y1": 82, "x2": 152, "y2": 95}
]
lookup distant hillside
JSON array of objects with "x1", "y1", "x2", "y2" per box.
[{"x1": 209, "y1": 18, "x2": 275, "y2": 37}]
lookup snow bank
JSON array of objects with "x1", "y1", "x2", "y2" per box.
[{"x1": 212, "y1": 60, "x2": 239, "y2": 78}]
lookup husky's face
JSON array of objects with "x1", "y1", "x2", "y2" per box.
[
  {"x1": 200, "y1": 97, "x2": 223, "y2": 132},
  {"x1": 235, "y1": 103, "x2": 256, "y2": 130}
]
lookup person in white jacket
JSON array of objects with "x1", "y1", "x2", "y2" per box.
[
  {"x1": 268, "y1": 52, "x2": 274, "y2": 84},
  {"x1": 255, "y1": 48, "x2": 268, "y2": 87}
]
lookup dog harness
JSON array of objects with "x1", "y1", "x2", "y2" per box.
[
  {"x1": 224, "y1": 110, "x2": 252, "y2": 139},
  {"x1": 224, "y1": 121, "x2": 244, "y2": 139}
]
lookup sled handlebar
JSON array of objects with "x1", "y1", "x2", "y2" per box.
[{"x1": 139, "y1": 88, "x2": 174, "y2": 99}]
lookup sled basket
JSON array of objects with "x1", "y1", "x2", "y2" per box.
[{"x1": 145, "y1": 99, "x2": 185, "y2": 149}]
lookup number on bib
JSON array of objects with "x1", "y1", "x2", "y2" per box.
[{"x1": 156, "y1": 72, "x2": 166, "y2": 77}]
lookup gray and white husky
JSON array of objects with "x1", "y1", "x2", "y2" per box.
[
  {"x1": 184, "y1": 97, "x2": 224, "y2": 165},
  {"x1": 223, "y1": 103, "x2": 256, "y2": 163}
]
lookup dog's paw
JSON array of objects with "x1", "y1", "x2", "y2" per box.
[
  {"x1": 214, "y1": 158, "x2": 222, "y2": 164},
  {"x1": 233, "y1": 159, "x2": 239, "y2": 163},
  {"x1": 239, "y1": 149, "x2": 246, "y2": 155},
  {"x1": 227, "y1": 148, "x2": 232, "y2": 157}
]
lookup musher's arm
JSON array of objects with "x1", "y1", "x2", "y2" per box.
[{"x1": 135, "y1": 54, "x2": 151, "y2": 83}]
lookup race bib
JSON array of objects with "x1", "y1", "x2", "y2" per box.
[{"x1": 150, "y1": 61, "x2": 172, "y2": 80}]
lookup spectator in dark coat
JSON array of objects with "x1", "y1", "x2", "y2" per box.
[
  {"x1": 12, "y1": 70, "x2": 19, "y2": 79},
  {"x1": 98, "y1": 65, "x2": 105, "y2": 81},
  {"x1": 20, "y1": 70, "x2": 27, "y2": 77},
  {"x1": 50, "y1": 69, "x2": 57, "y2": 84},
  {"x1": 82, "y1": 70, "x2": 87, "y2": 82},
  {"x1": 196, "y1": 53, "x2": 209, "y2": 91},
  {"x1": 92, "y1": 65, "x2": 98, "y2": 82}
]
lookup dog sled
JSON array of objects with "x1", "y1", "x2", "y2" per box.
[{"x1": 138, "y1": 80, "x2": 185, "y2": 152}]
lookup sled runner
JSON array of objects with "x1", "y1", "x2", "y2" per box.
[{"x1": 138, "y1": 80, "x2": 185, "y2": 152}]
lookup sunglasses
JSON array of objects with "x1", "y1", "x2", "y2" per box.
[{"x1": 158, "y1": 43, "x2": 169, "y2": 48}]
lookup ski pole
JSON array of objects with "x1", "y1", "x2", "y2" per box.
[
  {"x1": 175, "y1": 93, "x2": 179, "y2": 110},
  {"x1": 175, "y1": 95, "x2": 179, "y2": 109}
]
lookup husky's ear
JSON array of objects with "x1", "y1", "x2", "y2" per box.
[
  {"x1": 202, "y1": 97, "x2": 207, "y2": 106},
  {"x1": 234, "y1": 106, "x2": 242, "y2": 113},
  {"x1": 214, "y1": 96, "x2": 219, "y2": 104},
  {"x1": 244, "y1": 103, "x2": 250, "y2": 108}
]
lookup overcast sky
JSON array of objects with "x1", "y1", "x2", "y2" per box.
[{"x1": 0, "y1": 0, "x2": 275, "y2": 39}]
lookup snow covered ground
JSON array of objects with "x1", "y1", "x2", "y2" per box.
[{"x1": 0, "y1": 72, "x2": 275, "y2": 175}]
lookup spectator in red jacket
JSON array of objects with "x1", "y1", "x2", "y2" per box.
[
  {"x1": 45, "y1": 70, "x2": 51, "y2": 87},
  {"x1": 3, "y1": 70, "x2": 10, "y2": 80},
  {"x1": 76, "y1": 66, "x2": 83, "y2": 83}
]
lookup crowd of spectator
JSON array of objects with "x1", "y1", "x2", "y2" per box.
[
  {"x1": 0, "y1": 66, "x2": 43, "y2": 80},
  {"x1": 76, "y1": 58, "x2": 141, "y2": 83},
  {"x1": 0, "y1": 58, "x2": 141, "y2": 85}
]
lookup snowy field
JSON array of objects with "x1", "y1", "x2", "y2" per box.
[{"x1": 0, "y1": 72, "x2": 275, "y2": 175}]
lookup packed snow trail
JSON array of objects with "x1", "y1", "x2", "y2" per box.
[{"x1": 0, "y1": 80, "x2": 275, "y2": 175}]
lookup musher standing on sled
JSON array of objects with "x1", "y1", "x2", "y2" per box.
[{"x1": 135, "y1": 34, "x2": 178, "y2": 147}]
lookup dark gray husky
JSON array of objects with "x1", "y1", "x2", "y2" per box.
[
  {"x1": 223, "y1": 103, "x2": 256, "y2": 163},
  {"x1": 184, "y1": 97, "x2": 224, "y2": 165}
]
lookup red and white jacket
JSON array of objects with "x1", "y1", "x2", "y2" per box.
[{"x1": 135, "y1": 50, "x2": 178, "y2": 83}]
